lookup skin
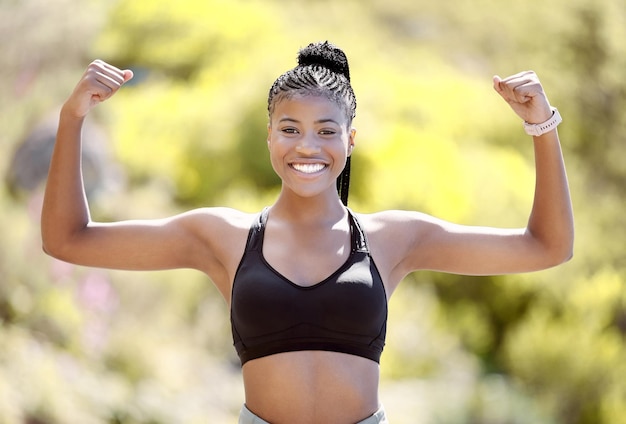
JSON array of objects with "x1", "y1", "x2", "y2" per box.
[{"x1": 41, "y1": 60, "x2": 574, "y2": 423}]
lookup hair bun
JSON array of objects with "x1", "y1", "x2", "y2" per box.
[{"x1": 297, "y1": 41, "x2": 350, "y2": 82}]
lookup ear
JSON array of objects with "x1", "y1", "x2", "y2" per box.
[
  {"x1": 267, "y1": 123, "x2": 272, "y2": 149},
  {"x1": 347, "y1": 128, "x2": 356, "y2": 156}
]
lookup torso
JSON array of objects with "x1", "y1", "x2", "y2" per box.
[{"x1": 199, "y1": 206, "x2": 410, "y2": 423}]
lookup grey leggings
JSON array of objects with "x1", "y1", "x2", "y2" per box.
[{"x1": 238, "y1": 404, "x2": 389, "y2": 423}]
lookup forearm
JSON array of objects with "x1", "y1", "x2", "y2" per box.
[
  {"x1": 41, "y1": 107, "x2": 92, "y2": 255},
  {"x1": 526, "y1": 129, "x2": 574, "y2": 263}
]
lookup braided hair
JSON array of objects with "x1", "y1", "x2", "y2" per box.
[{"x1": 267, "y1": 41, "x2": 357, "y2": 206}]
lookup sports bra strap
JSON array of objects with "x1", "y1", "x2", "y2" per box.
[
  {"x1": 347, "y1": 208, "x2": 369, "y2": 253},
  {"x1": 245, "y1": 207, "x2": 269, "y2": 253}
]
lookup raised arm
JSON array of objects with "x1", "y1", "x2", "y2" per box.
[
  {"x1": 489, "y1": 71, "x2": 574, "y2": 267},
  {"x1": 40, "y1": 61, "x2": 249, "y2": 293},
  {"x1": 42, "y1": 61, "x2": 133, "y2": 261},
  {"x1": 369, "y1": 71, "x2": 574, "y2": 288}
]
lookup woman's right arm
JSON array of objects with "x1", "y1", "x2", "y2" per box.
[
  {"x1": 41, "y1": 61, "x2": 244, "y2": 283},
  {"x1": 42, "y1": 60, "x2": 133, "y2": 262}
]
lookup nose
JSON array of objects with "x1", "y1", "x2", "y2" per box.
[{"x1": 295, "y1": 133, "x2": 321, "y2": 155}]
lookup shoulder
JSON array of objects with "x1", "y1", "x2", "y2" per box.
[
  {"x1": 183, "y1": 206, "x2": 258, "y2": 228},
  {"x1": 353, "y1": 209, "x2": 437, "y2": 236},
  {"x1": 178, "y1": 207, "x2": 261, "y2": 288},
  {"x1": 353, "y1": 209, "x2": 446, "y2": 252},
  {"x1": 169, "y1": 206, "x2": 259, "y2": 250},
  {"x1": 179, "y1": 207, "x2": 259, "y2": 246},
  {"x1": 354, "y1": 209, "x2": 467, "y2": 259}
]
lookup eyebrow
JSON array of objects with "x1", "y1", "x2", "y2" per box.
[{"x1": 278, "y1": 117, "x2": 341, "y2": 125}]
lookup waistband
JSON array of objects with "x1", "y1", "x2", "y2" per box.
[{"x1": 238, "y1": 403, "x2": 388, "y2": 424}]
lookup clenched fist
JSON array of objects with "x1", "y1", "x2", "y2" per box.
[
  {"x1": 63, "y1": 60, "x2": 133, "y2": 118},
  {"x1": 493, "y1": 71, "x2": 553, "y2": 125}
]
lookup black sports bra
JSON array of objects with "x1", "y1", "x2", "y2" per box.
[{"x1": 230, "y1": 208, "x2": 388, "y2": 365}]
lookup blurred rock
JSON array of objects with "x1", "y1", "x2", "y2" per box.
[{"x1": 5, "y1": 112, "x2": 124, "y2": 199}]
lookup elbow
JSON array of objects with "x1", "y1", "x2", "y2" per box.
[
  {"x1": 42, "y1": 240, "x2": 60, "y2": 259},
  {"x1": 543, "y1": 239, "x2": 574, "y2": 268},
  {"x1": 41, "y1": 238, "x2": 63, "y2": 260},
  {"x1": 41, "y1": 229, "x2": 59, "y2": 258},
  {"x1": 554, "y1": 247, "x2": 574, "y2": 266},
  {"x1": 42, "y1": 241, "x2": 79, "y2": 265},
  {"x1": 41, "y1": 233, "x2": 74, "y2": 263},
  {"x1": 559, "y1": 231, "x2": 575, "y2": 264},
  {"x1": 528, "y1": 225, "x2": 574, "y2": 269},
  {"x1": 41, "y1": 233, "x2": 53, "y2": 257},
  {"x1": 41, "y1": 222, "x2": 59, "y2": 258},
  {"x1": 563, "y1": 240, "x2": 575, "y2": 263},
  {"x1": 41, "y1": 220, "x2": 87, "y2": 262}
]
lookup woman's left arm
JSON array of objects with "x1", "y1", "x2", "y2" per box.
[
  {"x1": 493, "y1": 71, "x2": 574, "y2": 267},
  {"x1": 384, "y1": 71, "x2": 574, "y2": 281}
]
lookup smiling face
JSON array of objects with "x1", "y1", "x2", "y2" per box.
[{"x1": 268, "y1": 94, "x2": 355, "y2": 202}]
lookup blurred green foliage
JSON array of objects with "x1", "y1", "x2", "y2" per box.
[{"x1": 1, "y1": 0, "x2": 625, "y2": 423}]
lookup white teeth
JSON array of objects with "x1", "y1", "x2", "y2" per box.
[{"x1": 292, "y1": 163, "x2": 326, "y2": 174}]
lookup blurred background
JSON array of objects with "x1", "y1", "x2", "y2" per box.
[{"x1": 1, "y1": 0, "x2": 625, "y2": 423}]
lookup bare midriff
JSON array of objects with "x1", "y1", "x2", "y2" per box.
[{"x1": 241, "y1": 351, "x2": 380, "y2": 424}]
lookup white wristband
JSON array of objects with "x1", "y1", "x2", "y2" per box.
[{"x1": 523, "y1": 107, "x2": 562, "y2": 136}]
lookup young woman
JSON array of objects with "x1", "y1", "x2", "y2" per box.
[{"x1": 41, "y1": 41, "x2": 574, "y2": 424}]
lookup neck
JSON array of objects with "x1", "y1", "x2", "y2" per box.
[{"x1": 270, "y1": 190, "x2": 347, "y2": 225}]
